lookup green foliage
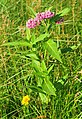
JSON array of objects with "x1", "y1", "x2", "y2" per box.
[
  {"x1": 26, "y1": 28, "x2": 31, "y2": 40},
  {"x1": 44, "y1": 39, "x2": 62, "y2": 62},
  {"x1": 32, "y1": 33, "x2": 50, "y2": 45},
  {"x1": 57, "y1": 8, "x2": 70, "y2": 16},
  {"x1": 28, "y1": 85, "x2": 46, "y2": 94},
  {"x1": 32, "y1": 59, "x2": 56, "y2": 96},
  {"x1": 26, "y1": 53, "x2": 39, "y2": 60},
  {"x1": 42, "y1": 77, "x2": 56, "y2": 96},
  {"x1": 2, "y1": 41, "x2": 31, "y2": 47}
]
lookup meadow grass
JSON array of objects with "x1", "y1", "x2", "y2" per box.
[{"x1": 0, "y1": 0, "x2": 82, "y2": 119}]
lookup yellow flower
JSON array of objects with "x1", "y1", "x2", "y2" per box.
[{"x1": 21, "y1": 95, "x2": 30, "y2": 105}]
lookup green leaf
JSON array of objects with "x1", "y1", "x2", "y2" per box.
[
  {"x1": 26, "y1": 53, "x2": 39, "y2": 60},
  {"x1": 32, "y1": 33, "x2": 50, "y2": 45},
  {"x1": 28, "y1": 85, "x2": 46, "y2": 94},
  {"x1": 44, "y1": 39, "x2": 62, "y2": 62},
  {"x1": 32, "y1": 59, "x2": 42, "y2": 72},
  {"x1": 58, "y1": 8, "x2": 70, "y2": 16},
  {"x1": 39, "y1": 93, "x2": 49, "y2": 104},
  {"x1": 32, "y1": 60, "x2": 48, "y2": 78},
  {"x1": 26, "y1": 28, "x2": 31, "y2": 40},
  {"x1": 17, "y1": 52, "x2": 38, "y2": 60},
  {"x1": 42, "y1": 77, "x2": 56, "y2": 96},
  {"x1": 2, "y1": 41, "x2": 31, "y2": 47},
  {"x1": 41, "y1": 60, "x2": 47, "y2": 72}
]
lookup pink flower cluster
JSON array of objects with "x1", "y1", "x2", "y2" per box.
[{"x1": 26, "y1": 11, "x2": 55, "y2": 28}]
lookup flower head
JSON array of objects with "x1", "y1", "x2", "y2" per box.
[
  {"x1": 34, "y1": 17, "x2": 40, "y2": 25},
  {"x1": 36, "y1": 11, "x2": 55, "y2": 20},
  {"x1": 26, "y1": 18, "x2": 37, "y2": 28},
  {"x1": 44, "y1": 11, "x2": 55, "y2": 19},
  {"x1": 26, "y1": 10, "x2": 55, "y2": 29},
  {"x1": 36, "y1": 12, "x2": 45, "y2": 21},
  {"x1": 21, "y1": 95, "x2": 30, "y2": 105}
]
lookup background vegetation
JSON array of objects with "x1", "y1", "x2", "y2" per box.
[{"x1": 0, "y1": 0, "x2": 82, "y2": 119}]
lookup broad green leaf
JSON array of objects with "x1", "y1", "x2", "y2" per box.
[
  {"x1": 26, "y1": 28, "x2": 31, "y2": 40},
  {"x1": 28, "y1": 85, "x2": 46, "y2": 94},
  {"x1": 32, "y1": 60, "x2": 48, "y2": 78},
  {"x1": 37, "y1": 78, "x2": 43, "y2": 86},
  {"x1": 34, "y1": 71, "x2": 48, "y2": 78},
  {"x1": 32, "y1": 59, "x2": 42, "y2": 72},
  {"x1": 26, "y1": 53, "x2": 38, "y2": 60},
  {"x1": 2, "y1": 41, "x2": 31, "y2": 47},
  {"x1": 32, "y1": 33, "x2": 50, "y2": 45},
  {"x1": 41, "y1": 60, "x2": 47, "y2": 72},
  {"x1": 42, "y1": 77, "x2": 56, "y2": 96},
  {"x1": 18, "y1": 53, "x2": 38, "y2": 60},
  {"x1": 44, "y1": 39, "x2": 62, "y2": 62},
  {"x1": 26, "y1": 53, "x2": 39, "y2": 60},
  {"x1": 58, "y1": 8, "x2": 70, "y2": 16},
  {"x1": 39, "y1": 93, "x2": 49, "y2": 104},
  {"x1": 40, "y1": 60, "x2": 48, "y2": 77}
]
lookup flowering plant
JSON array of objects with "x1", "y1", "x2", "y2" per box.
[{"x1": 25, "y1": 8, "x2": 70, "y2": 103}]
